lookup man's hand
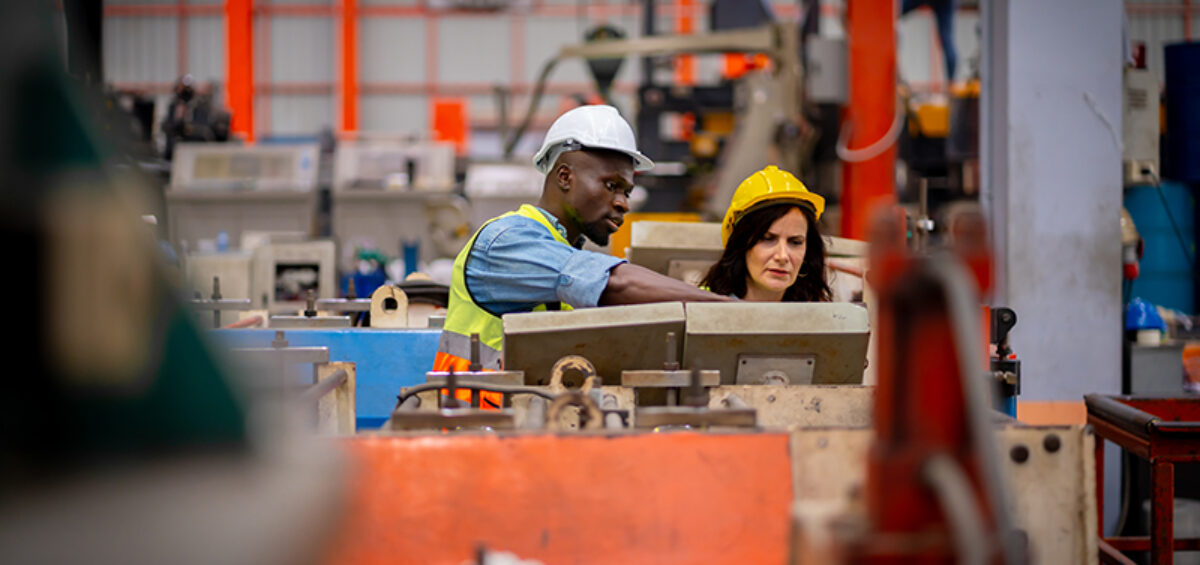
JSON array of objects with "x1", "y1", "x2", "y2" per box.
[{"x1": 599, "y1": 262, "x2": 735, "y2": 306}]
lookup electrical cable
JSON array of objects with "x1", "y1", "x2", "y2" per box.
[
  {"x1": 1147, "y1": 169, "x2": 1196, "y2": 269},
  {"x1": 503, "y1": 57, "x2": 560, "y2": 160},
  {"x1": 835, "y1": 92, "x2": 906, "y2": 163},
  {"x1": 395, "y1": 380, "x2": 559, "y2": 405}
]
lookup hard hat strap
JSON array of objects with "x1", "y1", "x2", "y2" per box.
[{"x1": 537, "y1": 139, "x2": 583, "y2": 172}]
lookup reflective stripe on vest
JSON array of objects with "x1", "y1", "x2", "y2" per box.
[{"x1": 433, "y1": 204, "x2": 574, "y2": 371}]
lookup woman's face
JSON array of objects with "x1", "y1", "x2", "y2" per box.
[{"x1": 744, "y1": 207, "x2": 808, "y2": 300}]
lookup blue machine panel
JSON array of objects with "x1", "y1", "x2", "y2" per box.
[{"x1": 214, "y1": 328, "x2": 440, "y2": 429}]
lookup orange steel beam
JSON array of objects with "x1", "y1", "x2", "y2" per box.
[
  {"x1": 339, "y1": 0, "x2": 358, "y2": 136},
  {"x1": 841, "y1": 0, "x2": 897, "y2": 240},
  {"x1": 225, "y1": 0, "x2": 254, "y2": 142},
  {"x1": 326, "y1": 433, "x2": 794, "y2": 564},
  {"x1": 676, "y1": 0, "x2": 695, "y2": 86},
  {"x1": 176, "y1": 0, "x2": 187, "y2": 78}
]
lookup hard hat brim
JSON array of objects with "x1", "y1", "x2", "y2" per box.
[{"x1": 533, "y1": 139, "x2": 654, "y2": 174}]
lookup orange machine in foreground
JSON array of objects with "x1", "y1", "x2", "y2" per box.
[{"x1": 326, "y1": 433, "x2": 793, "y2": 565}]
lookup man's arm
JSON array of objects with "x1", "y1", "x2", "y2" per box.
[{"x1": 599, "y1": 262, "x2": 734, "y2": 305}]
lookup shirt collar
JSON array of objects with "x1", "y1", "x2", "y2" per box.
[{"x1": 532, "y1": 205, "x2": 585, "y2": 249}]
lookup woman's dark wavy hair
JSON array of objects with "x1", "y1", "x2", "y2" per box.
[{"x1": 701, "y1": 203, "x2": 831, "y2": 302}]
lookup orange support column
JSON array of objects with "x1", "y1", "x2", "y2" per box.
[
  {"x1": 225, "y1": 0, "x2": 254, "y2": 142},
  {"x1": 675, "y1": 0, "x2": 695, "y2": 85},
  {"x1": 841, "y1": 0, "x2": 897, "y2": 239},
  {"x1": 339, "y1": 0, "x2": 358, "y2": 136}
]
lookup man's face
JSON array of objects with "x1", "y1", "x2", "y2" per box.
[{"x1": 560, "y1": 151, "x2": 634, "y2": 246}]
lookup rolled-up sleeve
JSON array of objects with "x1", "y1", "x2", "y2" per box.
[{"x1": 464, "y1": 216, "x2": 625, "y2": 315}]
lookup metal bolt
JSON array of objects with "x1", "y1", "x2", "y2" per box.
[
  {"x1": 1010, "y1": 444, "x2": 1030, "y2": 464},
  {"x1": 664, "y1": 332, "x2": 680, "y2": 371},
  {"x1": 469, "y1": 333, "x2": 482, "y2": 372},
  {"x1": 767, "y1": 395, "x2": 776, "y2": 403},
  {"x1": 304, "y1": 290, "x2": 317, "y2": 318},
  {"x1": 212, "y1": 277, "x2": 222, "y2": 328},
  {"x1": 444, "y1": 370, "x2": 460, "y2": 409},
  {"x1": 1043, "y1": 434, "x2": 1061, "y2": 453}
]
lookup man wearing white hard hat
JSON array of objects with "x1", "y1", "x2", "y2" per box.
[{"x1": 433, "y1": 105, "x2": 730, "y2": 384}]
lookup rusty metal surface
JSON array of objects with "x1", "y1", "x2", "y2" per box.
[
  {"x1": 327, "y1": 433, "x2": 794, "y2": 565},
  {"x1": 425, "y1": 371, "x2": 525, "y2": 387},
  {"x1": 620, "y1": 369, "x2": 720, "y2": 388},
  {"x1": 385, "y1": 409, "x2": 516, "y2": 431},
  {"x1": 735, "y1": 354, "x2": 816, "y2": 385},
  {"x1": 545, "y1": 391, "x2": 603, "y2": 431},
  {"x1": 683, "y1": 303, "x2": 869, "y2": 385},
  {"x1": 633, "y1": 407, "x2": 757, "y2": 429},
  {"x1": 708, "y1": 385, "x2": 874, "y2": 429},
  {"x1": 548, "y1": 355, "x2": 597, "y2": 390}
]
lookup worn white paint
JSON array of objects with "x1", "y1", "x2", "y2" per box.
[
  {"x1": 982, "y1": 0, "x2": 1124, "y2": 535},
  {"x1": 982, "y1": 0, "x2": 1123, "y2": 400}
]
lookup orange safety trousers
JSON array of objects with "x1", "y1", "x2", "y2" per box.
[{"x1": 432, "y1": 351, "x2": 504, "y2": 410}]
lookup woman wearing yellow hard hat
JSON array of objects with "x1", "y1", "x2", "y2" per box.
[{"x1": 700, "y1": 166, "x2": 831, "y2": 302}]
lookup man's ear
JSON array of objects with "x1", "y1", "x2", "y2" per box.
[{"x1": 555, "y1": 162, "x2": 572, "y2": 192}]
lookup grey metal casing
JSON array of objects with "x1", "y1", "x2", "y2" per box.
[
  {"x1": 627, "y1": 221, "x2": 868, "y2": 285},
  {"x1": 683, "y1": 302, "x2": 869, "y2": 385},
  {"x1": 166, "y1": 144, "x2": 321, "y2": 253},
  {"x1": 502, "y1": 302, "x2": 686, "y2": 386},
  {"x1": 805, "y1": 36, "x2": 847, "y2": 104},
  {"x1": 626, "y1": 221, "x2": 722, "y2": 278},
  {"x1": 251, "y1": 240, "x2": 337, "y2": 314},
  {"x1": 1122, "y1": 68, "x2": 1160, "y2": 185}
]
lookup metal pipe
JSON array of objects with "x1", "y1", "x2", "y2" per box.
[
  {"x1": 301, "y1": 368, "x2": 347, "y2": 404},
  {"x1": 396, "y1": 394, "x2": 421, "y2": 412},
  {"x1": 397, "y1": 380, "x2": 559, "y2": 405},
  {"x1": 664, "y1": 331, "x2": 679, "y2": 370},
  {"x1": 221, "y1": 314, "x2": 264, "y2": 329},
  {"x1": 1085, "y1": 394, "x2": 1160, "y2": 436}
]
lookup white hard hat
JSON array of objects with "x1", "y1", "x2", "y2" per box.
[{"x1": 532, "y1": 105, "x2": 654, "y2": 174}]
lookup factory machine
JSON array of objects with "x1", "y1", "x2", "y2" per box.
[
  {"x1": 303, "y1": 211, "x2": 1098, "y2": 565},
  {"x1": 166, "y1": 142, "x2": 321, "y2": 254},
  {"x1": 330, "y1": 138, "x2": 468, "y2": 277}
]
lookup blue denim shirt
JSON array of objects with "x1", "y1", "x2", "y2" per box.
[{"x1": 464, "y1": 206, "x2": 625, "y2": 315}]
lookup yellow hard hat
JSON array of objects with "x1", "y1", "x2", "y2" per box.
[{"x1": 721, "y1": 166, "x2": 825, "y2": 246}]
